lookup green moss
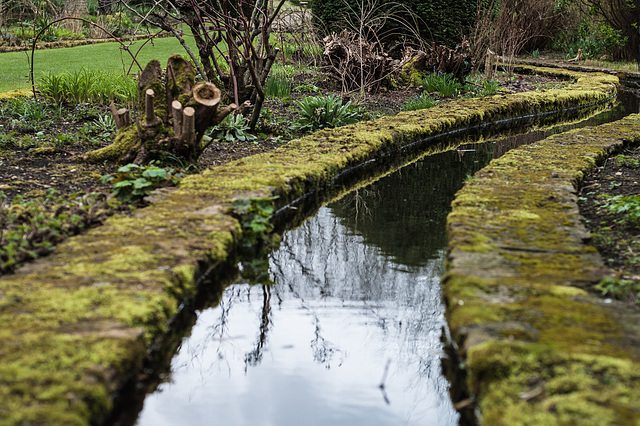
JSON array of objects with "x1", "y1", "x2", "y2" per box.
[
  {"x1": 166, "y1": 53, "x2": 196, "y2": 102},
  {"x1": 145, "y1": 81, "x2": 167, "y2": 123},
  {"x1": 0, "y1": 89, "x2": 33, "y2": 101},
  {"x1": 445, "y1": 111, "x2": 640, "y2": 424},
  {"x1": 82, "y1": 126, "x2": 139, "y2": 163},
  {"x1": 466, "y1": 342, "x2": 640, "y2": 425}
]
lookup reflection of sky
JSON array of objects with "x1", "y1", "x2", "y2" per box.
[{"x1": 136, "y1": 207, "x2": 458, "y2": 426}]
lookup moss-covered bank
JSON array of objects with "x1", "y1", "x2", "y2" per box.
[
  {"x1": 0, "y1": 67, "x2": 619, "y2": 424},
  {"x1": 444, "y1": 113, "x2": 640, "y2": 424}
]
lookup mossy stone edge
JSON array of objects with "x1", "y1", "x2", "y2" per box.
[
  {"x1": 0, "y1": 67, "x2": 618, "y2": 424},
  {"x1": 445, "y1": 108, "x2": 640, "y2": 422}
]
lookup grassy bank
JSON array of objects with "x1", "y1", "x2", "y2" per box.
[{"x1": 0, "y1": 36, "x2": 197, "y2": 93}]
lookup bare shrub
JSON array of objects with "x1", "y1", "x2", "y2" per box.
[
  {"x1": 273, "y1": 6, "x2": 322, "y2": 67},
  {"x1": 322, "y1": 29, "x2": 393, "y2": 94},
  {"x1": 120, "y1": 0, "x2": 286, "y2": 130},
  {"x1": 321, "y1": 0, "x2": 425, "y2": 95},
  {"x1": 60, "y1": 0, "x2": 87, "y2": 33},
  {"x1": 470, "y1": 0, "x2": 566, "y2": 74}
]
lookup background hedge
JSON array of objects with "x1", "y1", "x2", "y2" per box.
[{"x1": 311, "y1": 0, "x2": 477, "y2": 48}]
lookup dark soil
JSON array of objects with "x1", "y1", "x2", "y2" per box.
[{"x1": 578, "y1": 146, "x2": 640, "y2": 297}]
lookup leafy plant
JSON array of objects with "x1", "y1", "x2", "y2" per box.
[
  {"x1": 291, "y1": 94, "x2": 359, "y2": 133},
  {"x1": 531, "y1": 49, "x2": 540, "y2": 58},
  {"x1": 0, "y1": 189, "x2": 121, "y2": 274},
  {"x1": 595, "y1": 277, "x2": 640, "y2": 301},
  {"x1": 205, "y1": 114, "x2": 257, "y2": 144},
  {"x1": 294, "y1": 84, "x2": 320, "y2": 93},
  {"x1": 402, "y1": 93, "x2": 438, "y2": 111},
  {"x1": 100, "y1": 164, "x2": 185, "y2": 204},
  {"x1": 264, "y1": 72, "x2": 293, "y2": 99},
  {"x1": 422, "y1": 71, "x2": 464, "y2": 97},
  {"x1": 34, "y1": 14, "x2": 57, "y2": 42},
  {"x1": 554, "y1": 19, "x2": 628, "y2": 59},
  {"x1": 97, "y1": 113, "x2": 116, "y2": 131},
  {"x1": 598, "y1": 194, "x2": 640, "y2": 227},
  {"x1": 614, "y1": 154, "x2": 639, "y2": 169}
]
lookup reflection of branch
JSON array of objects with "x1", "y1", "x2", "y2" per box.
[
  {"x1": 309, "y1": 316, "x2": 345, "y2": 369},
  {"x1": 244, "y1": 285, "x2": 272, "y2": 369},
  {"x1": 379, "y1": 359, "x2": 392, "y2": 405}
]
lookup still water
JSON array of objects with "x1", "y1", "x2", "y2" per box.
[
  {"x1": 135, "y1": 147, "x2": 495, "y2": 426},
  {"x1": 134, "y1": 92, "x2": 640, "y2": 426}
]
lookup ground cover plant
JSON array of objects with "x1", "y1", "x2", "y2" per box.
[{"x1": 579, "y1": 144, "x2": 640, "y2": 307}]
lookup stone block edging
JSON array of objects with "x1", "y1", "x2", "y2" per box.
[{"x1": 444, "y1": 112, "x2": 640, "y2": 424}]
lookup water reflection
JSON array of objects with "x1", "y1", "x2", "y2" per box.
[
  {"x1": 137, "y1": 209, "x2": 458, "y2": 425},
  {"x1": 135, "y1": 150, "x2": 488, "y2": 425}
]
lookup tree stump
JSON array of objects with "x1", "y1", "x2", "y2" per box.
[{"x1": 83, "y1": 54, "x2": 238, "y2": 165}]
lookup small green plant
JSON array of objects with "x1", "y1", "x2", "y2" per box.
[
  {"x1": 402, "y1": 93, "x2": 438, "y2": 111},
  {"x1": 264, "y1": 72, "x2": 293, "y2": 99},
  {"x1": 96, "y1": 113, "x2": 116, "y2": 131},
  {"x1": 291, "y1": 94, "x2": 359, "y2": 132},
  {"x1": 205, "y1": 113, "x2": 257, "y2": 143},
  {"x1": 422, "y1": 71, "x2": 463, "y2": 97},
  {"x1": 100, "y1": 164, "x2": 185, "y2": 204},
  {"x1": 38, "y1": 72, "x2": 66, "y2": 104},
  {"x1": 531, "y1": 49, "x2": 540, "y2": 58},
  {"x1": 3, "y1": 97, "x2": 50, "y2": 123},
  {"x1": 614, "y1": 154, "x2": 640, "y2": 169},
  {"x1": 232, "y1": 196, "x2": 279, "y2": 284},
  {"x1": 294, "y1": 84, "x2": 320, "y2": 93},
  {"x1": 598, "y1": 194, "x2": 640, "y2": 227},
  {"x1": 479, "y1": 80, "x2": 500, "y2": 96},
  {"x1": 0, "y1": 189, "x2": 121, "y2": 274},
  {"x1": 77, "y1": 113, "x2": 116, "y2": 144},
  {"x1": 595, "y1": 277, "x2": 640, "y2": 301}
]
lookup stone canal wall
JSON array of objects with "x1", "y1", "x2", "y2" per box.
[
  {"x1": 0, "y1": 68, "x2": 619, "y2": 424},
  {"x1": 444, "y1": 113, "x2": 640, "y2": 424}
]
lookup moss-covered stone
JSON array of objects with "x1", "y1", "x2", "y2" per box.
[{"x1": 444, "y1": 112, "x2": 640, "y2": 424}]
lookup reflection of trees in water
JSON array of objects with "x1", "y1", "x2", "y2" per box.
[
  {"x1": 269, "y1": 207, "x2": 448, "y2": 375},
  {"x1": 243, "y1": 285, "x2": 272, "y2": 370},
  {"x1": 310, "y1": 315, "x2": 345, "y2": 368}
]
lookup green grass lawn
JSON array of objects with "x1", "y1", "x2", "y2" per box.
[{"x1": 0, "y1": 35, "x2": 198, "y2": 93}]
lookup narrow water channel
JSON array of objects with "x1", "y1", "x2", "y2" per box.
[{"x1": 132, "y1": 92, "x2": 639, "y2": 426}]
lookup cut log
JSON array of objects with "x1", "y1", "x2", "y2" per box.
[
  {"x1": 192, "y1": 81, "x2": 223, "y2": 138},
  {"x1": 181, "y1": 107, "x2": 195, "y2": 144},
  {"x1": 117, "y1": 108, "x2": 131, "y2": 128},
  {"x1": 172, "y1": 100, "x2": 183, "y2": 138},
  {"x1": 144, "y1": 89, "x2": 161, "y2": 127}
]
